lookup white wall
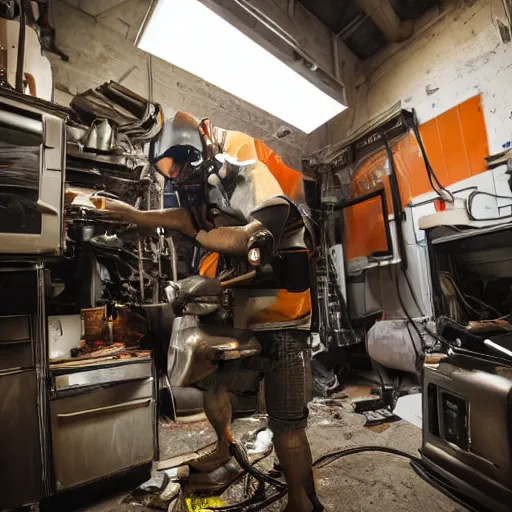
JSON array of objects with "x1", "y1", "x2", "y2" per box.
[
  {"x1": 324, "y1": 0, "x2": 512, "y2": 320},
  {"x1": 328, "y1": 0, "x2": 512, "y2": 154}
]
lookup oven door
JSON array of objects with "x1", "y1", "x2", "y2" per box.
[
  {"x1": 0, "y1": 97, "x2": 65, "y2": 255},
  {"x1": 50, "y1": 377, "x2": 154, "y2": 491}
]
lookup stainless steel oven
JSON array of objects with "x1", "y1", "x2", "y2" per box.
[
  {"x1": 0, "y1": 91, "x2": 65, "y2": 255},
  {"x1": 50, "y1": 360, "x2": 155, "y2": 491}
]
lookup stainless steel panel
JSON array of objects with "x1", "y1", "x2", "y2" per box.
[
  {"x1": 51, "y1": 379, "x2": 154, "y2": 490},
  {"x1": 422, "y1": 357, "x2": 512, "y2": 510},
  {"x1": 0, "y1": 99, "x2": 65, "y2": 255},
  {"x1": 0, "y1": 108, "x2": 43, "y2": 134},
  {"x1": 54, "y1": 361, "x2": 152, "y2": 391},
  {"x1": 0, "y1": 369, "x2": 44, "y2": 509}
]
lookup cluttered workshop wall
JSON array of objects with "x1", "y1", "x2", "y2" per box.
[{"x1": 345, "y1": 95, "x2": 489, "y2": 264}]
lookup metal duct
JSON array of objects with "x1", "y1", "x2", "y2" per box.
[{"x1": 354, "y1": 0, "x2": 414, "y2": 43}]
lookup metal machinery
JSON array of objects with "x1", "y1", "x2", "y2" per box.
[
  {"x1": 303, "y1": 104, "x2": 421, "y2": 394},
  {"x1": 0, "y1": 84, "x2": 165, "y2": 508},
  {"x1": 422, "y1": 223, "x2": 512, "y2": 512},
  {"x1": 304, "y1": 100, "x2": 512, "y2": 510}
]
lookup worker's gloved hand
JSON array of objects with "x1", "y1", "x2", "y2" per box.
[
  {"x1": 89, "y1": 194, "x2": 127, "y2": 213},
  {"x1": 247, "y1": 228, "x2": 274, "y2": 272}
]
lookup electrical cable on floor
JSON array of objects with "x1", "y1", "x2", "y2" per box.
[
  {"x1": 315, "y1": 444, "x2": 477, "y2": 512},
  {"x1": 314, "y1": 446, "x2": 482, "y2": 512},
  {"x1": 313, "y1": 445, "x2": 421, "y2": 468},
  {"x1": 212, "y1": 444, "x2": 481, "y2": 512}
]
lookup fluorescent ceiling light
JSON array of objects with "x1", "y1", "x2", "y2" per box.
[{"x1": 137, "y1": 0, "x2": 347, "y2": 134}]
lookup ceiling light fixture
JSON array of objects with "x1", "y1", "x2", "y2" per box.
[{"x1": 137, "y1": 0, "x2": 347, "y2": 134}]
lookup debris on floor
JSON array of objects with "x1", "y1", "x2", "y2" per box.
[
  {"x1": 394, "y1": 393, "x2": 422, "y2": 428},
  {"x1": 87, "y1": 387, "x2": 465, "y2": 512}
]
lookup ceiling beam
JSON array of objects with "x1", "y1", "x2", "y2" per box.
[{"x1": 354, "y1": 0, "x2": 413, "y2": 43}]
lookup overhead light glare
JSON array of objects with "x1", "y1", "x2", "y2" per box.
[{"x1": 137, "y1": 0, "x2": 347, "y2": 134}]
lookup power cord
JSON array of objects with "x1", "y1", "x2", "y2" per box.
[
  {"x1": 407, "y1": 111, "x2": 454, "y2": 204},
  {"x1": 212, "y1": 443, "x2": 482, "y2": 512}
]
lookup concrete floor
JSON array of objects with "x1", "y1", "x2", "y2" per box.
[{"x1": 86, "y1": 391, "x2": 464, "y2": 512}]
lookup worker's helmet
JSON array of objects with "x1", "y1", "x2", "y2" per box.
[{"x1": 152, "y1": 111, "x2": 205, "y2": 181}]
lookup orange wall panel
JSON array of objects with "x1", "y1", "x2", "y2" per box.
[
  {"x1": 458, "y1": 95, "x2": 489, "y2": 177},
  {"x1": 344, "y1": 95, "x2": 489, "y2": 263}
]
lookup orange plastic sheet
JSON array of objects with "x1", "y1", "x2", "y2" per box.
[
  {"x1": 220, "y1": 132, "x2": 305, "y2": 203},
  {"x1": 344, "y1": 95, "x2": 489, "y2": 263},
  {"x1": 254, "y1": 139, "x2": 305, "y2": 203}
]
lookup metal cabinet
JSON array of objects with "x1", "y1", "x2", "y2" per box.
[
  {"x1": 0, "y1": 368, "x2": 44, "y2": 509},
  {"x1": 0, "y1": 266, "x2": 49, "y2": 508},
  {"x1": 50, "y1": 377, "x2": 154, "y2": 491}
]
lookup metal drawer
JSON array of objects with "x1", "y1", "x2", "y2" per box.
[
  {"x1": 0, "y1": 315, "x2": 31, "y2": 342},
  {"x1": 54, "y1": 360, "x2": 152, "y2": 391},
  {"x1": 50, "y1": 379, "x2": 154, "y2": 490},
  {"x1": 0, "y1": 315, "x2": 34, "y2": 370}
]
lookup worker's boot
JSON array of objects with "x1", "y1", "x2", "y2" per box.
[
  {"x1": 189, "y1": 387, "x2": 233, "y2": 473},
  {"x1": 188, "y1": 442, "x2": 231, "y2": 473},
  {"x1": 274, "y1": 428, "x2": 325, "y2": 512}
]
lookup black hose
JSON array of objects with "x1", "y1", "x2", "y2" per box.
[
  {"x1": 210, "y1": 487, "x2": 286, "y2": 512},
  {"x1": 210, "y1": 488, "x2": 285, "y2": 512},
  {"x1": 408, "y1": 111, "x2": 453, "y2": 201},
  {"x1": 403, "y1": 268, "x2": 425, "y2": 317},
  {"x1": 208, "y1": 441, "x2": 287, "y2": 512},
  {"x1": 384, "y1": 137, "x2": 408, "y2": 271},
  {"x1": 230, "y1": 441, "x2": 286, "y2": 491},
  {"x1": 214, "y1": 442, "x2": 480, "y2": 511},
  {"x1": 313, "y1": 445, "x2": 421, "y2": 468},
  {"x1": 313, "y1": 446, "x2": 480, "y2": 511}
]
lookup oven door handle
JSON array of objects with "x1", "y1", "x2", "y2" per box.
[
  {"x1": 0, "y1": 367, "x2": 32, "y2": 377},
  {"x1": 56, "y1": 397, "x2": 152, "y2": 421}
]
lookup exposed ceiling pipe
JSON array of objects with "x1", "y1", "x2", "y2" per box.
[
  {"x1": 354, "y1": 0, "x2": 414, "y2": 43},
  {"x1": 288, "y1": 0, "x2": 295, "y2": 19}
]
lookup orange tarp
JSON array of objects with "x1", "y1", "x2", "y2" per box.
[{"x1": 254, "y1": 139, "x2": 305, "y2": 202}]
